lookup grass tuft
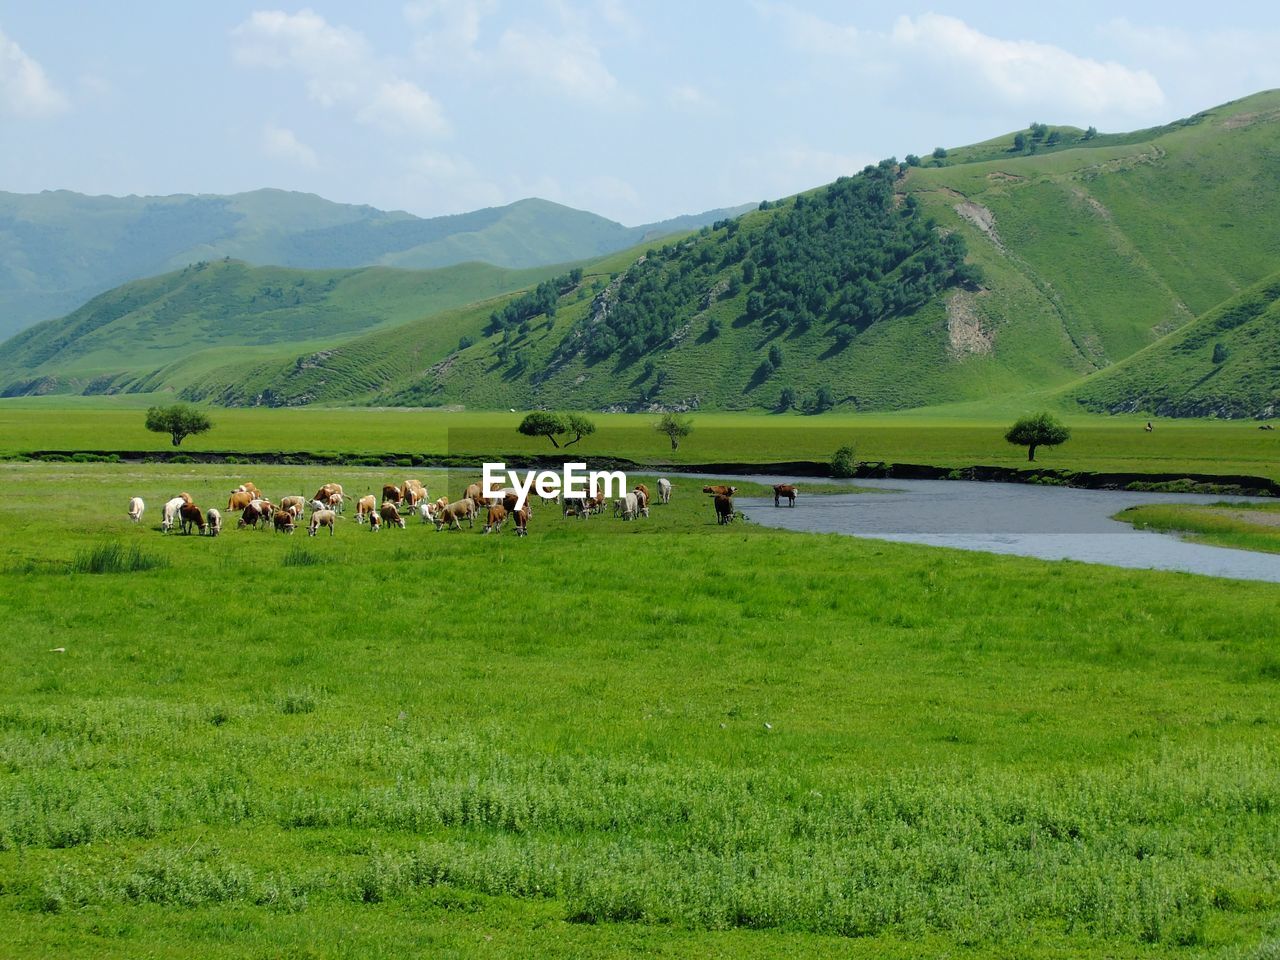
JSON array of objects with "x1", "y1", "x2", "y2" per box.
[{"x1": 71, "y1": 542, "x2": 169, "y2": 574}]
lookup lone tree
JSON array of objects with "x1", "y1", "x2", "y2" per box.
[
  {"x1": 655, "y1": 412, "x2": 693, "y2": 450},
  {"x1": 517, "y1": 411, "x2": 596, "y2": 448},
  {"x1": 1005, "y1": 412, "x2": 1070, "y2": 462},
  {"x1": 145, "y1": 404, "x2": 212, "y2": 447}
]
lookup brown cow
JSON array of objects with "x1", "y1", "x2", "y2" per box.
[
  {"x1": 382, "y1": 484, "x2": 402, "y2": 504},
  {"x1": 309, "y1": 509, "x2": 336, "y2": 537},
  {"x1": 634, "y1": 483, "x2": 650, "y2": 502},
  {"x1": 401, "y1": 478, "x2": 427, "y2": 507},
  {"x1": 313, "y1": 483, "x2": 343, "y2": 505},
  {"x1": 464, "y1": 481, "x2": 484, "y2": 505},
  {"x1": 380, "y1": 501, "x2": 406, "y2": 529},
  {"x1": 238, "y1": 502, "x2": 269, "y2": 529},
  {"x1": 773, "y1": 484, "x2": 798, "y2": 507},
  {"x1": 178, "y1": 502, "x2": 206, "y2": 535},
  {"x1": 228, "y1": 490, "x2": 255, "y2": 511},
  {"x1": 273, "y1": 509, "x2": 296, "y2": 534},
  {"x1": 484, "y1": 504, "x2": 507, "y2": 534},
  {"x1": 280, "y1": 496, "x2": 306, "y2": 521},
  {"x1": 234, "y1": 482, "x2": 261, "y2": 497},
  {"x1": 703, "y1": 485, "x2": 738, "y2": 497},
  {"x1": 514, "y1": 505, "x2": 530, "y2": 537},
  {"x1": 435, "y1": 498, "x2": 477, "y2": 531},
  {"x1": 714, "y1": 494, "x2": 735, "y2": 525}
]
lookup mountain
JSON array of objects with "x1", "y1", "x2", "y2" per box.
[
  {"x1": 6, "y1": 91, "x2": 1280, "y2": 415},
  {"x1": 0, "y1": 188, "x2": 752, "y2": 340}
]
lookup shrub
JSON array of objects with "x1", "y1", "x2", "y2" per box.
[{"x1": 831, "y1": 444, "x2": 858, "y2": 478}]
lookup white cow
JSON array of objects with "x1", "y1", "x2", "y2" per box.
[
  {"x1": 128, "y1": 497, "x2": 145, "y2": 523},
  {"x1": 657, "y1": 478, "x2": 672, "y2": 504},
  {"x1": 206, "y1": 508, "x2": 222, "y2": 537},
  {"x1": 614, "y1": 492, "x2": 639, "y2": 520},
  {"x1": 161, "y1": 496, "x2": 186, "y2": 533}
]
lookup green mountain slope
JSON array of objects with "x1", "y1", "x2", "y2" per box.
[
  {"x1": 8, "y1": 91, "x2": 1280, "y2": 414},
  {"x1": 0, "y1": 258, "x2": 566, "y2": 398},
  {"x1": 1067, "y1": 271, "x2": 1280, "y2": 418},
  {"x1": 0, "y1": 188, "x2": 750, "y2": 339}
]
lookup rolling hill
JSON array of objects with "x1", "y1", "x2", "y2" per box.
[
  {"x1": 1068, "y1": 270, "x2": 1280, "y2": 418},
  {"x1": 0, "y1": 188, "x2": 752, "y2": 339},
  {"x1": 0, "y1": 258, "x2": 568, "y2": 398},
  {"x1": 5, "y1": 90, "x2": 1280, "y2": 416}
]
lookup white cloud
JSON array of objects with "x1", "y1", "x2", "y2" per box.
[
  {"x1": 668, "y1": 84, "x2": 716, "y2": 112},
  {"x1": 890, "y1": 14, "x2": 1164, "y2": 117},
  {"x1": 496, "y1": 25, "x2": 617, "y2": 102},
  {"x1": 232, "y1": 9, "x2": 449, "y2": 138},
  {"x1": 262, "y1": 123, "x2": 318, "y2": 168},
  {"x1": 754, "y1": 2, "x2": 860, "y2": 57},
  {"x1": 358, "y1": 79, "x2": 449, "y2": 137},
  {"x1": 406, "y1": 0, "x2": 495, "y2": 67},
  {"x1": 231, "y1": 9, "x2": 368, "y2": 106},
  {"x1": 0, "y1": 28, "x2": 68, "y2": 117}
]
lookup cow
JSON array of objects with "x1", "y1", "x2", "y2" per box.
[
  {"x1": 313, "y1": 483, "x2": 343, "y2": 503},
  {"x1": 161, "y1": 496, "x2": 186, "y2": 533},
  {"x1": 714, "y1": 494, "x2": 735, "y2": 524},
  {"x1": 280, "y1": 496, "x2": 306, "y2": 521},
  {"x1": 382, "y1": 484, "x2": 402, "y2": 504},
  {"x1": 238, "y1": 502, "x2": 269, "y2": 529},
  {"x1": 514, "y1": 505, "x2": 530, "y2": 537},
  {"x1": 326, "y1": 492, "x2": 345, "y2": 515},
  {"x1": 369, "y1": 511, "x2": 382, "y2": 532},
  {"x1": 206, "y1": 508, "x2": 222, "y2": 537},
  {"x1": 435, "y1": 498, "x2": 477, "y2": 531},
  {"x1": 127, "y1": 497, "x2": 145, "y2": 524},
  {"x1": 179, "y1": 492, "x2": 193, "y2": 505},
  {"x1": 773, "y1": 484, "x2": 798, "y2": 507},
  {"x1": 233, "y1": 482, "x2": 261, "y2": 497},
  {"x1": 634, "y1": 483, "x2": 650, "y2": 503},
  {"x1": 309, "y1": 509, "x2": 336, "y2": 537},
  {"x1": 273, "y1": 510, "x2": 296, "y2": 534},
  {"x1": 179, "y1": 503, "x2": 206, "y2": 535},
  {"x1": 380, "y1": 501, "x2": 406, "y2": 529},
  {"x1": 703, "y1": 485, "x2": 737, "y2": 497},
  {"x1": 355, "y1": 495, "x2": 377, "y2": 524},
  {"x1": 614, "y1": 492, "x2": 639, "y2": 520},
  {"x1": 633, "y1": 488, "x2": 649, "y2": 518},
  {"x1": 228, "y1": 490, "x2": 255, "y2": 511},
  {"x1": 464, "y1": 482, "x2": 484, "y2": 505},
  {"x1": 401, "y1": 479, "x2": 427, "y2": 507},
  {"x1": 657, "y1": 478, "x2": 672, "y2": 504},
  {"x1": 484, "y1": 504, "x2": 507, "y2": 534}
]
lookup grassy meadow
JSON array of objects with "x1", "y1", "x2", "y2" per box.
[
  {"x1": 2, "y1": 400, "x2": 1278, "y2": 482},
  {"x1": 2, "y1": 458, "x2": 1280, "y2": 957}
]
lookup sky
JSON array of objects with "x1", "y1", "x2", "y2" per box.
[{"x1": 2, "y1": 2, "x2": 1279, "y2": 225}]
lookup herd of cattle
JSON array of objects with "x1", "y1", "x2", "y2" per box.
[{"x1": 124, "y1": 478, "x2": 800, "y2": 537}]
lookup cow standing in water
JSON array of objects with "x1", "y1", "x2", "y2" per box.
[{"x1": 772, "y1": 484, "x2": 798, "y2": 507}]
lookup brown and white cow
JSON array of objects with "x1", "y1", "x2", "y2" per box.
[
  {"x1": 273, "y1": 509, "x2": 296, "y2": 534},
  {"x1": 773, "y1": 484, "x2": 798, "y2": 507},
  {"x1": 228, "y1": 489, "x2": 255, "y2": 511},
  {"x1": 380, "y1": 501, "x2": 406, "y2": 529},
  {"x1": 514, "y1": 505, "x2": 530, "y2": 537},
  {"x1": 703, "y1": 484, "x2": 737, "y2": 497},
  {"x1": 179, "y1": 502, "x2": 206, "y2": 535},
  {"x1": 355, "y1": 495, "x2": 377, "y2": 524},
  {"x1": 382, "y1": 484, "x2": 402, "y2": 505},
  {"x1": 483, "y1": 504, "x2": 507, "y2": 534}
]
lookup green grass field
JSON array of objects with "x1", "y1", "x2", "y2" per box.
[
  {"x1": 1116, "y1": 501, "x2": 1280, "y2": 554},
  {"x1": 2, "y1": 401, "x2": 1277, "y2": 482},
  {"x1": 2, "y1": 458, "x2": 1279, "y2": 957}
]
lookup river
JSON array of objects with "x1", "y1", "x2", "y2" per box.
[{"x1": 729, "y1": 476, "x2": 1280, "y2": 583}]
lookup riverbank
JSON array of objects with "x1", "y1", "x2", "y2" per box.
[{"x1": 1115, "y1": 501, "x2": 1280, "y2": 554}]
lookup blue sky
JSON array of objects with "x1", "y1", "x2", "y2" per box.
[{"x1": 2, "y1": 2, "x2": 1279, "y2": 224}]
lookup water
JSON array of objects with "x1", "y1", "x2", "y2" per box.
[{"x1": 728, "y1": 476, "x2": 1280, "y2": 583}]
